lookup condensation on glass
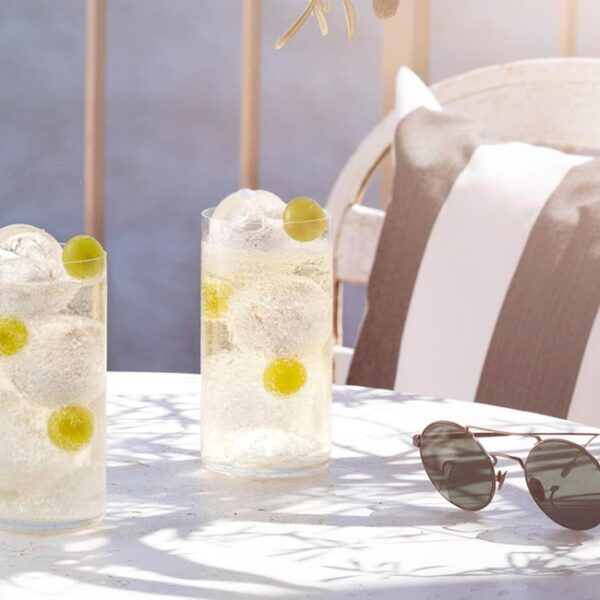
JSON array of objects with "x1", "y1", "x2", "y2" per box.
[
  {"x1": 201, "y1": 208, "x2": 332, "y2": 477},
  {"x1": 0, "y1": 245, "x2": 106, "y2": 531}
]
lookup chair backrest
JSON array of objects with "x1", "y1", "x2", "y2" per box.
[{"x1": 327, "y1": 57, "x2": 600, "y2": 344}]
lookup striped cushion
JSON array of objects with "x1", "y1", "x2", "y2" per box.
[{"x1": 348, "y1": 107, "x2": 600, "y2": 425}]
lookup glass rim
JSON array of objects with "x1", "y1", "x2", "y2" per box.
[{"x1": 202, "y1": 206, "x2": 331, "y2": 226}]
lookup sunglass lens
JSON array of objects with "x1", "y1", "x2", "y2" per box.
[
  {"x1": 420, "y1": 422, "x2": 495, "y2": 511},
  {"x1": 525, "y1": 440, "x2": 600, "y2": 530}
]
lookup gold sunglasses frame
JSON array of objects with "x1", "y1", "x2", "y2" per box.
[{"x1": 413, "y1": 421, "x2": 600, "y2": 528}]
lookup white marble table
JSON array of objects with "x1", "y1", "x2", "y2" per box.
[{"x1": 2, "y1": 372, "x2": 600, "y2": 599}]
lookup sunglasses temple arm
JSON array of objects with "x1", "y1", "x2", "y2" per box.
[
  {"x1": 465, "y1": 425, "x2": 530, "y2": 438},
  {"x1": 414, "y1": 431, "x2": 550, "y2": 446},
  {"x1": 465, "y1": 427, "x2": 542, "y2": 443},
  {"x1": 466, "y1": 426, "x2": 599, "y2": 439},
  {"x1": 414, "y1": 428, "x2": 598, "y2": 449}
]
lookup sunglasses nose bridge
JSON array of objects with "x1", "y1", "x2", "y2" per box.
[
  {"x1": 495, "y1": 470, "x2": 508, "y2": 491},
  {"x1": 490, "y1": 451, "x2": 526, "y2": 471}
]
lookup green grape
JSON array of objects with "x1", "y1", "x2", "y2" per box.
[
  {"x1": 202, "y1": 280, "x2": 233, "y2": 319},
  {"x1": 263, "y1": 357, "x2": 307, "y2": 396},
  {"x1": 62, "y1": 235, "x2": 106, "y2": 279},
  {"x1": 0, "y1": 316, "x2": 28, "y2": 356},
  {"x1": 283, "y1": 197, "x2": 327, "y2": 242},
  {"x1": 48, "y1": 405, "x2": 95, "y2": 452}
]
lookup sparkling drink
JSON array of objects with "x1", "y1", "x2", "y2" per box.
[
  {"x1": 201, "y1": 190, "x2": 332, "y2": 477},
  {"x1": 0, "y1": 225, "x2": 107, "y2": 530}
]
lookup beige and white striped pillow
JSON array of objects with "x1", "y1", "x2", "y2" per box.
[{"x1": 348, "y1": 107, "x2": 600, "y2": 425}]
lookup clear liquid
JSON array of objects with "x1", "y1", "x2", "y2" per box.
[
  {"x1": 201, "y1": 238, "x2": 332, "y2": 477},
  {"x1": 0, "y1": 275, "x2": 106, "y2": 530}
]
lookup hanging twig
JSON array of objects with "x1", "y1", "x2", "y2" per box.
[
  {"x1": 341, "y1": 0, "x2": 357, "y2": 39},
  {"x1": 275, "y1": 0, "x2": 396, "y2": 49},
  {"x1": 275, "y1": 0, "x2": 317, "y2": 49},
  {"x1": 313, "y1": 0, "x2": 329, "y2": 36},
  {"x1": 275, "y1": 0, "x2": 357, "y2": 49}
]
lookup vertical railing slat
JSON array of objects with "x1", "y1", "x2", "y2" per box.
[
  {"x1": 240, "y1": 0, "x2": 262, "y2": 189},
  {"x1": 84, "y1": 0, "x2": 107, "y2": 242},
  {"x1": 380, "y1": 0, "x2": 429, "y2": 205},
  {"x1": 559, "y1": 0, "x2": 577, "y2": 56}
]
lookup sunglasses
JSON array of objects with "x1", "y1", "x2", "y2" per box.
[{"x1": 413, "y1": 421, "x2": 600, "y2": 530}]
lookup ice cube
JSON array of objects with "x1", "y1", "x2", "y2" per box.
[
  {"x1": 229, "y1": 274, "x2": 331, "y2": 356},
  {"x1": 0, "y1": 224, "x2": 64, "y2": 284},
  {"x1": 213, "y1": 188, "x2": 285, "y2": 221},
  {"x1": 63, "y1": 278, "x2": 106, "y2": 321},
  {"x1": 257, "y1": 190, "x2": 286, "y2": 217},
  {"x1": 0, "y1": 394, "x2": 93, "y2": 494},
  {"x1": 0, "y1": 278, "x2": 85, "y2": 320},
  {"x1": 290, "y1": 244, "x2": 332, "y2": 293},
  {"x1": 201, "y1": 349, "x2": 328, "y2": 458},
  {"x1": 0, "y1": 224, "x2": 79, "y2": 317},
  {"x1": 209, "y1": 189, "x2": 288, "y2": 251},
  {"x1": 25, "y1": 395, "x2": 105, "y2": 521},
  {"x1": 5, "y1": 315, "x2": 105, "y2": 408}
]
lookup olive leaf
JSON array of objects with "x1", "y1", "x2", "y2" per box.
[
  {"x1": 275, "y1": 0, "x2": 356, "y2": 49},
  {"x1": 313, "y1": 0, "x2": 329, "y2": 36},
  {"x1": 275, "y1": 1, "x2": 317, "y2": 50},
  {"x1": 372, "y1": 0, "x2": 400, "y2": 19},
  {"x1": 341, "y1": 0, "x2": 357, "y2": 39}
]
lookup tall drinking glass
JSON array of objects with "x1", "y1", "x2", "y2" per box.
[
  {"x1": 0, "y1": 226, "x2": 107, "y2": 531},
  {"x1": 201, "y1": 198, "x2": 332, "y2": 477}
]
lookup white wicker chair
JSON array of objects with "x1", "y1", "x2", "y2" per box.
[{"x1": 328, "y1": 57, "x2": 600, "y2": 384}]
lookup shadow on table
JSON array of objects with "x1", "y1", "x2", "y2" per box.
[
  {"x1": 2, "y1": 386, "x2": 600, "y2": 599},
  {"x1": 308, "y1": 572, "x2": 600, "y2": 599},
  {"x1": 2, "y1": 391, "x2": 321, "y2": 599}
]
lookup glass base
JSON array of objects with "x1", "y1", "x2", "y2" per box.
[
  {"x1": 203, "y1": 455, "x2": 330, "y2": 479},
  {"x1": 0, "y1": 514, "x2": 103, "y2": 533}
]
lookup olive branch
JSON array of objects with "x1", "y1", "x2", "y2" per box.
[{"x1": 275, "y1": 0, "x2": 400, "y2": 49}]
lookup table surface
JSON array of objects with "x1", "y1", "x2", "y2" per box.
[{"x1": 2, "y1": 372, "x2": 600, "y2": 600}]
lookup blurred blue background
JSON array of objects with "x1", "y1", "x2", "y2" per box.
[{"x1": 2, "y1": 0, "x2": 598, "y2": 372}]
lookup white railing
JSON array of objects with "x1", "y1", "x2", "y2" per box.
[{"x1": 83, "y1": 0, "x2": 579, "y2": 238}]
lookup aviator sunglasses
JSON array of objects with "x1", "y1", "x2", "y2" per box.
[{"x1": 413, "y1": 421, "x2": 600, "y2": 530}]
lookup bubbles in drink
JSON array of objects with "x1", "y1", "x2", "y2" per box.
[
  {"x1": 229, "y1": 428, "x2": 320, "y2": 468},
  {"x1": 229, "y1": 274, "x2": 330, "y2": 357},
  {"x1": 0, "y1": 226, "x2": 106, "y2": 527},
  {"x1": 0, "y1": 394, "x2": 91, "y2": 495},
  {"x1": 201, "y1": 190, "x2": 332, "y2": 475},
  {"x1": 5, "y1": 315, "x2": 105, "y2": 408}
]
